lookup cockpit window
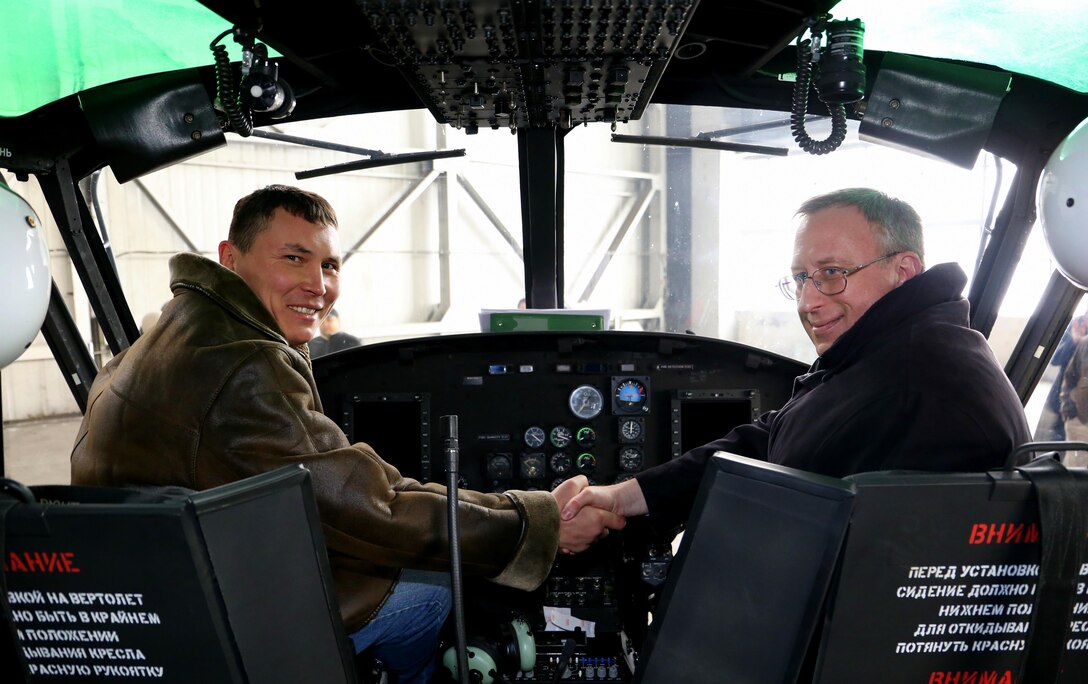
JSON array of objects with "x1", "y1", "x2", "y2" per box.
[{"x1": 571, "y1": 104, "x2": 1028, "y2": 366}]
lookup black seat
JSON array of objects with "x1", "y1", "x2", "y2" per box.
[
  {"x1": 1, "y1": 465, "x2": 358, "y2": 683},
  {"x1": 637, "y1": 451, "x2": 1088, "y2": 683}
]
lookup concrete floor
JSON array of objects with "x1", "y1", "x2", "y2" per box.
[{"x1": 3, "y1": 414, "x2": 82, "y2": 485}]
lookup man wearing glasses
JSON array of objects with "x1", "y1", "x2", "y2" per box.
[{"x1": 558, "y1": 187, "x2": 1031, "y2": 538}]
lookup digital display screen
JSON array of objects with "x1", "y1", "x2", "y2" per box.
[
  {"x1": 350, "y1": 394, "x2": 429, "y2": 481},
  {"x1": 671, "y1": 390, "x2": 758, "y2": 457}
]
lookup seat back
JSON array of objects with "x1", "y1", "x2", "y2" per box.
[
  {"x1": 634, "y1": 454, "x2": 855, "y2": 684},
  {"x1": 1, "y1": 465, "x2": 357, "y2": 683},
  {"x1": 815, "y1": 464, "x2": 1088, "y2": 683},
  {"x1": 636, "y1": 453, "x2": 1088, "y2": 684}
]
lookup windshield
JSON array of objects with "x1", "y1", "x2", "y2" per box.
[{"x1": 17, "y1": 102, "x2": 1049, "y2": 355}]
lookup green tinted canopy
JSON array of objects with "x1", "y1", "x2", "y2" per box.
[
  {"x1": 1, "y1": 0, "x2": 1086, "y2": 118},
  {"x1": 2, "y1": 0, "x2": 232, "y2": 117},
  {"x1": 835, "y1": 0, "x2": 1088, "y2": 94}
]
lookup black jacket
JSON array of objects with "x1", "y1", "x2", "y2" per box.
[{"x1": 636, "y1": 263, "x2": 1031, "y2": 530}]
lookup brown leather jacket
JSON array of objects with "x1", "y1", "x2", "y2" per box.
[{"x1": 71, "y1": 253, "x2": 559, "y2": 632}]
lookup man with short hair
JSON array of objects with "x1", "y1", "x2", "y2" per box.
[
  {"x1": 71, "y1": 185, "x2": 621, "y2": 683},
  {"x1": 560, "y1": 187, "x2": 1031, "y2": 535},
  {"x1": 308, "y1": 308, "x2": 361, "y2": 358}
]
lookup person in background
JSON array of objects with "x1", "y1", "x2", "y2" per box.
[
  {"x1": 558, "y1": 187, "x2": 1030, "y2": 542},
  {"x1": 1059, "y1": 315, "x2": 1088, "y2": 466},
  {"x1": 71, "y1": 185, "x2": 622, "y2": 683},
  {"x1": 1035, "y1": 313, "x2": 1087, "y2": 441},
  {"x1": 308, "y1": 307, "x2": 361, "y2": 358}
]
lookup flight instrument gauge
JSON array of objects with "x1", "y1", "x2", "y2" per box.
[
  {"x1": 618, "y1": 446, "x2": 644, "y2": 472},
  {"x1": 550, "y1": 425, "x2": 572, "y2": 449},
  {"x1": 618, "y1": 417, "x2": 644, "y2": 444},
  {"x1": 612, "y1": 377, "x2": 650, "y2": 415},
  {"x1": 568, "y1": 385, "x2": 604, "y2": 420},
  {"x1": 549, "y1": 452, "x2": 572, "y2": 474},
  {"x1": 524, "y1": 426, "x2": 546, "y2": 448}
]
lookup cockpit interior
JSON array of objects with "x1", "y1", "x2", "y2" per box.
[{"x1": 3, "y1": 1, "x2": 1088, "y2": 682}]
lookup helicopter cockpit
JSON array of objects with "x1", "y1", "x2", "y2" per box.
[{"x1": 2, "y1": 1, "x2": 1088, "y2": 682}]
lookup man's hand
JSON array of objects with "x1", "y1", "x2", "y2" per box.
[
  {"x1": 551, "y1": 476, "x2": 626, "y2": 553},
  {"x1": 560, "y1": 477, "x2": 649, "y2": 521}
]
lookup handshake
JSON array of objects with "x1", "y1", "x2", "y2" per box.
[{"x1": 549, "y1": 475, "x2": 649, "y2": 554}]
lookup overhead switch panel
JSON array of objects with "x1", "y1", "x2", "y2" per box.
[{"x1": 358, "y1": 0, "x2": 700, "y2": 131}]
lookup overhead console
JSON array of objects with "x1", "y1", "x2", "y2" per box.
[
  {"x1": 312, "y1": 330, "x2": 806, "y2": 681},
  {"x1": 353, "y1": 0, "x2": 701, "y2": 131}
]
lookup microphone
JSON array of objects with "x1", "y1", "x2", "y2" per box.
[{"x1": 443, "y1": 415, "x2": 470, "y2": 683}]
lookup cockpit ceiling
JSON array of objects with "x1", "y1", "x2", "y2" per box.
[
  {"x1": 194, "y1": 0, "x2": 836, "y2": 131},
  {"x1": 10, "y1": 0, "x2": 1086, "y2": 124}
]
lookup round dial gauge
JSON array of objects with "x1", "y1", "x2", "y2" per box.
[
  {"x1": 549, "y1": 452, "x2": 572, "y2": 474},
  {"x1": 550, "y1": 425, "x2": 573, "y2": 449},
  {"x1": 576, "y1": 453, "x2": 597, "y2": 475},
  {"x1": 569, "y1": 385, "x2": 604, "y2": 420},
  {"x1": 618, "y1": 446, "x2": 644, "y2": 472},
  {"x1": 614, "y1": 378, "x2": 647, "y2": 411},
  {"x1": 524, "y1": 426, "x2": 546, "y2": 448},
  {"x1": 619, "y1": 418, "x2": 643, "y2": 442},
  {"x1": 576, "y1": 426, "x2": 597, "y2": 448}
]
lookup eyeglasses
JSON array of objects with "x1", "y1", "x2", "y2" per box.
[{"x1": 778, "y1": 252, "x2": 902, "y2": 300}]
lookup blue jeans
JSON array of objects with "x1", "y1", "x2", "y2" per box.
[{"x1": 349, "y1": 570, "x2": 451, "y2": 684}]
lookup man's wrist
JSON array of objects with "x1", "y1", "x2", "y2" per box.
[{"x1": 614, "y1": 478, "x2": 648, "y2": 517}]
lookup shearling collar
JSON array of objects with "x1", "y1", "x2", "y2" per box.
[{"x1": 168, "y1": 252, "x2": 289, "y2": 346}]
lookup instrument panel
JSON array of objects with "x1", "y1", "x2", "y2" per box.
[
  {"x1": 315, "y1": 332, "x2": 802, "y2": 492},
  {"x1": 312, "y1": 330, "x2": 806, "y2": 681}
]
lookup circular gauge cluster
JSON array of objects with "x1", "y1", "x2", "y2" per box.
[{"x1": 527, "y1": 426, "x2": 578, "y2": 450}]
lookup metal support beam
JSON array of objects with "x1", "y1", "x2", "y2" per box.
[
  {"x1": 40, "y1": 281, "x2": 97, "y2": 412},
  {"x1": 968, "y1": 155, "x2": 1046, "y2": 338},
  {"x1": 579, "y1": 180, "x2": 654, "y2": 303},
  {"x1": 518, "y1": 127, "x2": 565, "y2": 308},
  {"x1": 457, "y1": 174, "x2": 523, "y2": 261},
  {"x1": 38, "y1": 159, "x2": 138, "y2": 355},
  {"x1": 665, "y1": 108, "x2": 694, "y2": 332},
  {"x1": 342, "y1": 169, "x2": 441, "y2": 263},
  {"x1": 432, "y1": 165, "x2": 452, "y2": 322},
  {"x1": 132, "y1": 178, "x2": 200, "y2": 252},
  {"x1": 1005, "y1": 270, "x2": 1085, "y2": 404}
]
